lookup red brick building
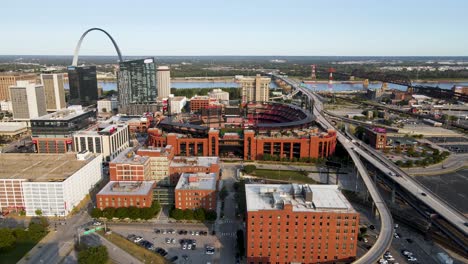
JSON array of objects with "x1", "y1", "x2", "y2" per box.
[
  {"x1": 245, "y1": 184, "x2": 359, "y2": 264},
  {"x1": 148, "y1": 129, "x2": 337, "y2": 161},
  {"x1": 169, "y1": 156, "x2": 220, "y2": 186},
  {"x1": 109, "y1": 148, "x2": 151, "y2": 181},
  {"x1": 174, "y1": 173, "x2": 217, "y2": 211},
  {"x1": 96, "y1": 181, "x2": 155, "y2": 209},
  {"x1": 189, "y1": 96, "x2": 216, "y2": 112},
  {"x1": 365, "y1": 127, "x2": 387, "y2": 150}
]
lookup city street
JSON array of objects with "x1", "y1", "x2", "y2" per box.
[{"x1": 18, "y1": 207, "x2": 93, "y2": 264}]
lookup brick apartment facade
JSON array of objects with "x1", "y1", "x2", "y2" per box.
[
  {"x1": 246, "y1": 184, "x2": 359, "y2": 264},
  {"x1": 96, "y1": 181, "x2": 155, "y2": 209},
  {"x1": 174, "y1": 173, "x2": 217, "y2": 211},
  {"x1": 109, "y1": 148, "x2": 151, "y2": 181},
  {"x1": 365, "y1": 127, "x2": 387, "y2": 150},
  {"x1": 168, "y1": 156, "x2": 220, "y2": 186}
]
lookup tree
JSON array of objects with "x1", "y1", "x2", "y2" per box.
[
  {"x1": 0, "y1": 228, "x2": 15, "y2": 250},
  {"x1": 102, "y1": 207, "x2": 115, "y2": 220},
  {"x1": 170, "y1": 208, "x2": 184, "y2": 220},
  {"x1": 194, "y1": 208, "x2": 206, "y2": 222},
  {"x1": 407, "y1": 146, "x2": 416, "y2": 157},
  {"x1": 183, "y1": 209, "x2": 194, "y2": 220},
  {"x1": 206, "y1": 210, "x2": 217, "y2": 221},
  {"x1": 90, "y1": 208, "x2": 103, "y2": 219},
  {"x1": 405, "y1": 160, "x2": 414, "y2": 167},
  {"x1": 35, "y1": 209, "x2": 43, "y2": 216},
  {"x1": 114, "y1": 207, "x2": 128, "y2": 219},
  {"x1": 127, "y1": 206, "x2": 140, "y2": 220},
  {"x1": 395, "y1": 146, "x2": 402, "y2": 154},
  {"x1": 28, "y1": 222, "x2": 47, "y2": 241},
  {"x1": 78, "y1": 246, "x2": 109, "y2": 264},
  {"x1": 243, "y1": 165, "x2": 256, "y2": 174}
]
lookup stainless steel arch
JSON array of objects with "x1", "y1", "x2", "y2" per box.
[{"x1": 72, "y1": 28, "x2": 123, "y2": 66}]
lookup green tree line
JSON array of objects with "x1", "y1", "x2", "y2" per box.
[
  {"x1": 169, "y1": 208, "x2": 217, "y2": 222},
  {"x1": 90, "y1": 202, "x2": 161, "y2": 220}
]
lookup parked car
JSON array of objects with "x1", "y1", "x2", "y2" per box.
[
  {"x1": 154, "y1": 229, "x2": 161, "y2": 234},
  {"x1": 168, "y1": 256, "x2": 178, "y2": 263}
]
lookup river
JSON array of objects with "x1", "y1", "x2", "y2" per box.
[{"x1": 64, "y1": 80, "x2": 468, "y2": 92}]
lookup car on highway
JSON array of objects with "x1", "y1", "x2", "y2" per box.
[
  {"x1": 388, "y1": 171, "x2": 396, "y2": 176},
  {"x1": 421, "y1": 192, "x2": 427, "y2": 196}
]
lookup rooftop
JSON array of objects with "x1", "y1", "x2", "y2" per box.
[
  {"x1": 111, "y1": 147, "x2": 149, "y2": 165},
  {"x1": 170, "y1": 156, "x2": 219, "y2": 168},
  {"x1": 0, "y1": 152, "x2": 97, "y2": 181},
  {"x1": 98, "y1": 181, "x2": 155, "y2": 196},
  {"x1": 245, "y1": 184, "x2": 355, "y2": 213},
  {"x1": 74, "y1": 122, "x2": 128, "y2": 136},
  {"x1": 0, "y1": 122, "x2": 28, "y2": 133},
  {"x1": 175, "y1": 173, "x2": 217, "y2": 191},
  {"x1": 137, "y1": 145, "x2": 173, "y2": 157},
  {"x1": 32, "y1": 106, "x2": 90, "y2": 121}
]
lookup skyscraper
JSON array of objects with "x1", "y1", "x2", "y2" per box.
[
  {"x1": 157, "y1": 66, "x2": 171, "y2": 99},
  {"x1": 0, "y1": 73, "x2": 37, "y2": 101},
  {"x1": 9, "y1": 81, "x2": 47, "y2": 120},
  {"x1": 67, "y1": 65, "x2": 98, "y2": 106},
  {"x1": 240, "y1": 74, "x2": 271, "y2": 104},
  {"x1": 40, "y1": 73, "x2": 66, "y2": 111},
  {"x1": 118, "y1": 58, "x2": 157, "y2": 114}
]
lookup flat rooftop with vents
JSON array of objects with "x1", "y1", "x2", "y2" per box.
[
  {"x1": 0, "y1": 152, "x2": 96, "y2": 181},
  {"x1": 97, "y1": 181, "x2": 155, "y2": 196},
  {"x1": 245, "y1": 184, "x2": 355, "y2": 213},
  {"x1": 175, "y1": 172, "x2": 217, "y2": 191}
]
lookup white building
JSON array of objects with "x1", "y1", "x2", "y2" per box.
[
  {"x1": 97, "y1": 98, "x2": 119, "y2": 113},
  {"x1": 208, "y1": 88, "x2": 229, "y2": 102},
  {"x1": 9, "y1": 81, "x2": 47, "y2": 121},
  {"x1": 157, "y1": 66, "x2": 171, "y2": 99},
  {"x1": 40, "y1": 73, "x2": 66, "y2": 112},
  {"x1": 169, "y1": 95, "x2": 187, "y2": 114},
  {"x1": 0, "y1": 100, "x2": 12, "y2": 112},
  {"x1": 73, "y1": 123, "x2": 130, "y2": 162},
  {"x1": 0, "y1": 151, "x2": 102, "y2": 216}
]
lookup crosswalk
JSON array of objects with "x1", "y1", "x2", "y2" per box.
[
  {"x1": 219, "y1": 232, "x2": 236, "y2": 237},
  {"x1": 218, "y1": 219, "x2": 235, "y2": 224}
]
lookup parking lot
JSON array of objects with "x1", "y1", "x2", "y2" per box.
[{"x1": 110, "y1": 224, "x2": 221, "y2": 264}]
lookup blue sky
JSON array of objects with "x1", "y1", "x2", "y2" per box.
[{"x1": 1, "y1": 0, "x2": 467, "y2": 56}]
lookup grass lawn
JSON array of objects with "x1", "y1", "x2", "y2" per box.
[
  {"x1": 0, "y1": 240, "x2": 40, "y2": 264},
  {"x1": 251, "y1": 169, "x2": 318, "y2": 184},
  {"x1": 98, "y1": 231, "x2": 166, "y2": 264}
]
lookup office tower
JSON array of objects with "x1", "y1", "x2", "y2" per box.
[
  {"x1": 240, "y1": 74, "x2": 271, "y2": 104},
  {"x1": 9, "y1": 81, "x2": 47, "y2": 120},
  {"x1": 157, "y1": 66, "x2": 171, "y2": 99},
  {"x1": 246, "y1": 184, "x2": 359, "y2": 264},
  {"x1": 0, "y1": 73, "x2": 37, "y2": 101},
  {"x1": 31, "y1": 106, "x2": 96, "y2": 153},
  {"x1": 118, "y1": 58, "x2": 157, "y2": 114},
  {"x1": 40, "y1": 73, "x2": 66, "y2": 111},
  {"x1": 67, "y1": 65, "x2": 98, "y2": 106}
]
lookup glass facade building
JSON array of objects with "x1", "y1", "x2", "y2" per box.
[
  {"x1": 117, "y1": 58, "x2": 157, "y2": 107},
  {"x1": 67, "y1": 65, "x2": 98, "y2": 106}
]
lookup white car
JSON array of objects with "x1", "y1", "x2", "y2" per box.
[{"x1": 134, "y1": 236, "x2": 143, "y2": 243}]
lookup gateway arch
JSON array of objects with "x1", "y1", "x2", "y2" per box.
[{"x1": 72, "y1": 28, "x2": 123, "y2": 66}]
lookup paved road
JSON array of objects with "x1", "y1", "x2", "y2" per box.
[
  {"x1": 348, "y1": 131, "x2": 468, "y2": 237},
  {"x1": 278, "y1": 75, "x2": 394, "y2": 264},
  {"x1": 19, "y1": 209, "x2": 92, "y2": 264},
  {"x1": 217, "y1": 163, "x2": 241, "y2": 263}
]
